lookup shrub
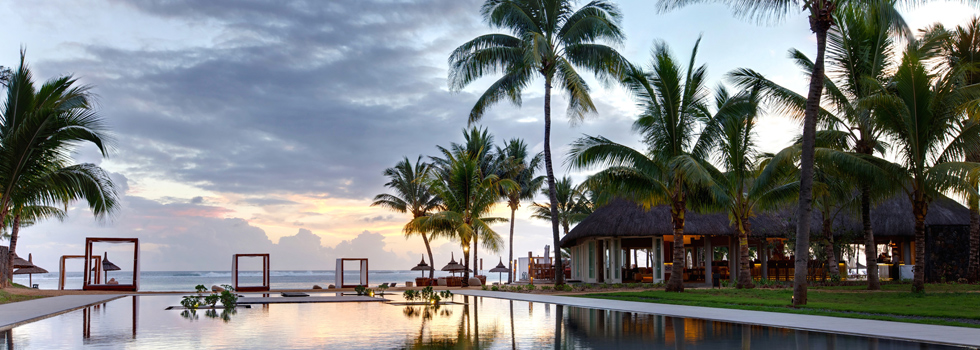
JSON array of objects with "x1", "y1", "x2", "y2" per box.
[
  {"x1": 541, "y1": 286, "x2": 552, "y2": 291},
  {"x1": 491, "y1": 285, "x2": 499, "y2": 291}
]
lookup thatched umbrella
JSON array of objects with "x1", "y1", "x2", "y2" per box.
[
  {"x1": 441, "y1": 253, "x2": 469, "y2": 277},
  {"x1": 489, "y1": 258, "x2": 510, "y2": 284},
  {"x1": 410, "y1": 256, "x2": 434, "y2": 278},
  {"x1": 11, "y1": 253, "x2": 33, "y2": 268},
  {"x1": 97, "y1": 252, "x2": 121, "y2": 281},
  {"x1": 13, "y1": 254, "x2": 47, "y2": 286}
]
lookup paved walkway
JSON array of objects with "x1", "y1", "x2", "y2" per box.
[
  {"x1": 0, "y1": 294, "x2": 123, "y2": 330},
  {"x1": 456, "y1": 290, "x2": 980, "y2": 347}
]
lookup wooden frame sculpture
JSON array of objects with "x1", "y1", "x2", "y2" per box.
[
  {"x1": 232, "y1": 254, "x2": 271, "y2": 292},
  {"x1": 59, "y1": 255, "x2": 102, "y2": 290},
  {"x1": 83, "y1": 237, "x2": 140, "y2": 291},
  {"x1": 335, "y1": 258, "x2": 368, "y2": 288}
]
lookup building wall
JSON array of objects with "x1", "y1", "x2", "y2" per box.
[{"x1": 925, "y1": 225, "x2": 971, "y2": 282}]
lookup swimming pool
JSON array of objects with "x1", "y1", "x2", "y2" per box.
[{"x1": 1, "y1": 294, "x2": 968, "y2": 349}]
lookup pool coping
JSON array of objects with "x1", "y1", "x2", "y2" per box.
[
  {"x1": 455, "y1": 290, "x2": 980, "y2": 348},
  {"x1": 0, "y1": 294, "x2": 125, "y2": 331}
]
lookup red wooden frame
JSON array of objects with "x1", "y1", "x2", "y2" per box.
[
  {"x1": 335, "y1": 258, "x2": 368, "y2": 288},
  {"x1": 232, "y1": 254, "x2": 270, "y2": 292},
  {"x1": 59, "y1": 255, "x2": 102, "y2": 290},
  {"x1": 83, "y1": 237, "x2": 140, "y2": 291}
]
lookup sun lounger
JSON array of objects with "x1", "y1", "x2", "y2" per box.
[{"x1": 281, "y1": 292, "x2": 309, "y2": 297}]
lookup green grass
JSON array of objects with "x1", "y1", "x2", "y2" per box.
[
  {"x1": 580, "y1": 286, "x2": 980, "y2": 328},
  {"x1": 0, "y1": 289, "x2": 42, "y2": 305},
  {"x1": 811, "y1": 282, "x2": 980, "y2": 292}
]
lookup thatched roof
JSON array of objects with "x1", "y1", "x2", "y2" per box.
[
  {"x1": 560, "y1": 199, "x2": 793, "y2": 248},
  {"x1": 560, "y1": 194, "x2": 971, "y2": 248},
  {"x1": 813, "y1": 195, "x2": 970, "y2": 237}
]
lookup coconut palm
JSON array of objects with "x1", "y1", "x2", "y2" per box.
[
  {"x1": 449, "y1": 0, "x2": 630, "y2": 285},
  {"x1": 658, "y1": 0, "x2": 917, "y2": 305},
  {"x1": 372, "y1": 156, "x2": 442, "y2": 279},
  {"x1": 496, "y1": 139, "x2": 544, "y2": 284},
  {"x1": 729, "y1": 5, "x2": 907, "y2": 290},
  {"x1": 530, "y1": 176, "x2": 583, "y2": 236},
  {"x1": 932, "y1": 17, "x2": 980, "y2": 282},
  {"x1": 698, "y1": 87, "x2": 798, "y2": 289},
  {"x1": 432, "y1": 127, "x2": 502, "y2": 275},
  {"x1": 409, "y1": 151, "x2": 516, "y2": 287},
  {"x1": 569, "y1": 39, "x2": 717, "y2": 292},
  {"x1": 868, "y1": 36, "x2": 980, "y2": 292},
  {"x1": 1, "y1": 52, "x2": 117, "y2": 284}
]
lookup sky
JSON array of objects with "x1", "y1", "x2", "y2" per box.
[{"x1": 1, "y1": 0, "x2": 977, "y2": 272}]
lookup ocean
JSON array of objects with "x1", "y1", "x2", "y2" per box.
[{"x1": 11, "y1": 270, "x2": 506, "y2": 291}]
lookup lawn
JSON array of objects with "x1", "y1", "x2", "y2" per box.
[
  {"x1": 0, "y1": 284, "x2": 45, "y2": 305},
  {"x1": 581, "y1": 284, "x2": 980, "y2": 328}
]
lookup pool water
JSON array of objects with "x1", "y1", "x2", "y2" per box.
[{"x1": 1, "y1": 294, "x2": 968, "y2": 349}]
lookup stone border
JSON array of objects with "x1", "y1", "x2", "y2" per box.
[{"x1": 456, "y1": 290, "x2": 980, "y2": 348}]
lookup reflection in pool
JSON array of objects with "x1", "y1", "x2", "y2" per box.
[{"x1": 2, "y1": 294, "x2": 968, "y2": 349}]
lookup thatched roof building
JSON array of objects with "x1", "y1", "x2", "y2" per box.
[{"x1": 561, "y1": 194, "x2": 971, "y2": 248}]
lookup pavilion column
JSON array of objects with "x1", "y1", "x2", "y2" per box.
[
  {"x1": 704, "y1": 237, "x2": 713, "y2": 287},
  {"x1": 596, "y1": 240, "x2": 605, "y2": 283}
]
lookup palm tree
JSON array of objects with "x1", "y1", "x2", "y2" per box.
[
  {"x1": 449, "y1": 0, "x2": 630, "y2": 286},
  {"x1": 432, "y1": 127, "x2": 501, "y2": 276},
  {"x1": 932, "y1": 17, "x2": 980, "y2": 282},
  {"x1": 658, "y1": 0, "x2": 916, "y2": 306},
  {"x1": 1, "y1": 52, "x2": 117, "y2": 284},
  {"x1": 409, "y1": 152, "x2": 515, "y2": 287},
  {"x1": 729, "y1": 5, "x2": 907, "y2": 290},
  {"x1": 569, "y1": 39, "x2": 717, "y2": 292},
  {"x1": 496, "y1": 139, "x2": 544, "y2": 284},
  {"x1": 868, "y1": 36, "x2": 980, "y2": 292},
  {"x1": 699, "y1": 87, "x2": 798, "y2": 289},
  {"x1": 530, "y1": 176, "x2": 581, "y2": 236},
  {"x1": 372, "y1": 156, "x2": 442, "y2": 279}
]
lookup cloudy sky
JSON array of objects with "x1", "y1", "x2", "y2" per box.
[{"x1": 1, "y1": 0, "x2": 976, "y2": 272}]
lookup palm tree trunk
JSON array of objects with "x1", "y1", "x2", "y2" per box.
[
  {"x1": 912, "y1": 193, "x2": 927, "y2": 293},
  {"x1": 862, "y1": 185, "x2": 880, "y2": 290},
  {"x1": 823, "y1": 209, "x2": 839, "y2": 280},
  {"x1": 509, "y1": 206, "x2": 516, "y2": 284},
  {"x1": 7, "y1": 213, "x2": 19, "y2": 284},
  {"x1": 542, "y1": 75, "x2": 564, "y2": 286},
  {"x1": 666, "y1": 193, "x2": 686, "y2": 292},
  {"x1": 969, "y1": 196, "x2": 979, "y2": 282},
  {"x1": 422, "y1": 232, "x2": 435, "y2": 280},
  {"x1": 473, "y1": 235, "x2": 479, "y2": 277},
  {"x1": 463, "y1": 246, "x2": 471, "y2": 287},
  {"x1": 794, "y1": 2, "x2": 833, "y2": 306},
  {"x1": 736, "y1": 216, "x2": 754, "y2": 289}
]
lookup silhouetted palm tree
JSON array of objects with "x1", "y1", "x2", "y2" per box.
[
  {"x1": 449, "y1": 0, "x2": 629, "y2": 285},
  {"x1": 496, "y1": 139, "x2": 543, "y2": 284},
  {"x1": 372, "y1": 156, "x2": 442, "y2": 279}
]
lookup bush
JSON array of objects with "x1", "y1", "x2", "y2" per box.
[
  {"x1": 541, "y1": 286, "x2": 552, "y2": 291},
  {"x1": 491, "y1": 285, "x2": 499, "y2": 291},
  {"x1": 526, "y1": 284, "x2": 537, "y2": 291}
]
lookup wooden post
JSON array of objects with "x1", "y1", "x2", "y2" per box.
[
  {"x1": 761, "y1": 243, "x2": 769, "y2": 280},
  {"x1": 729, "y1": 237, "x2": 737, "y2": 283},
  {"x1": 704, "y1": 237, "x2": 713, "y2": 286}
]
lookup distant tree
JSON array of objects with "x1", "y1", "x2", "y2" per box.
[
  {"x1": 531, "y1": 176, "x2": 581, "y2": 236},
  {"x1": 449, "y1": 0, "x2": 630, "y2": 286},
  {"x1": 372, "y1": 156, "x2": 442, "y2": 279},
  {"x1": 496, "y1": 139, "x2": 543, "y2": 284}
]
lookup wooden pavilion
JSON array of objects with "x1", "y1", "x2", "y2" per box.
[{"x1": 560, "y1": 195, "x2": 972, "y2": 286}]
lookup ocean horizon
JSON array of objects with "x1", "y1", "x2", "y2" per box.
[{"x1": 12, "y1": 269, "x2": 508, "y2": 291}]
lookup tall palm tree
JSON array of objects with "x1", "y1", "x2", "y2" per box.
[
  {"x1": 869, "y1": 36, "x2": 980, "y2": 292},
  {"x1": 409, "y1": 152, "x2": 516, "y2": 287},
  {"x1": 569, "y1": 39, "x2": 717, "y2": 292},
  {"x1": 729, "y1": 4, "x2": 907, "y2": 290},
  {"x1": 372, "y1": 156, "x2": 442, "y2": 279},
  {"x1": 932, "y1": 17, "x2": 980, "y2": 282},
  {"x1": 1, "y1": 52, "x2": 117, "y2": 285},
  {"x1": 449, "y1": 0, "x2": 630, "y2": 285},
  {"x1": 496, "y1": 139, "x2": 544, "y2": 284},
  {"x1": 699, "y1": 87, "x2": 798, "y2": 289},
  {"x1": 658, "y1": 0, "x2": 916, "y2": 305}
]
